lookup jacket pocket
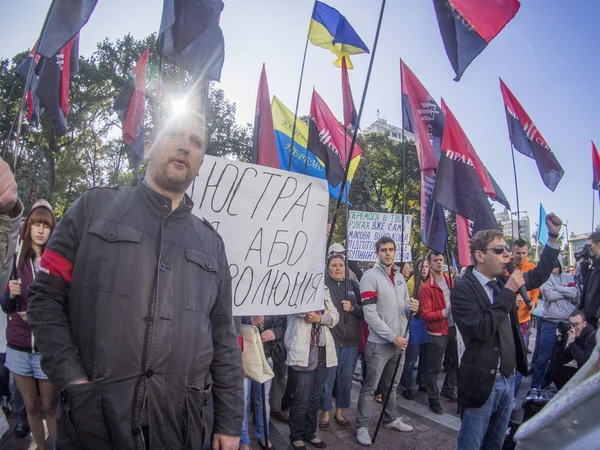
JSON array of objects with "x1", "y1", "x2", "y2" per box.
[
  {"x1": 84, "y1": 220, "x2": 142, "y2": 296},
  {"x1": 59, "y1": 382, "x2": 112, "y2": 449},
  {"x1": 184, "y1": 249, "x2": 218, "y2": 313},
  {"x1": 182, "y1": 375, "x2": 214, "y2": 450}
]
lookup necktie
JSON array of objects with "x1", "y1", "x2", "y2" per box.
[{"x1": 487, "y1": 280, "x2": 515, "y2": 377}]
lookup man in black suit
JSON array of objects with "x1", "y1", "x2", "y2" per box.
[{"x1": 452, "y1": 213, "x2": 563, "y2": 450}]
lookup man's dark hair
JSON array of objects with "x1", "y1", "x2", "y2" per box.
[
  {"x1": 427, "y1": 251, "x2": 443, "y2": 263},
  {"x1": 512, "y1": 238, "x2": 529, "y2": 249},
  {"x1": 589, "y1": 231, "x2": 600, "y2": 244},
  {"x1": 470, "y1": 229, "x2": 503, "y2": 262},
  {"x1": 569, "y1": 310, "x2": 586, "y2": 322},
  {"x1": 375, "y1": 236, "x2": 396, "y2": 252}
]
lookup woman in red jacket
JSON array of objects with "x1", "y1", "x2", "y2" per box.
[{"x1": 1, "y1": 201, "x2": 56, "y2": 448}]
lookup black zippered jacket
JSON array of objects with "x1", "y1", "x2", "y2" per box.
[{"x1": 28, "y1": 182, "x2": 243, "y2": 450}]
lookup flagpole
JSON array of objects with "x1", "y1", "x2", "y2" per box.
[
  {"x1": 344, "y1": 129, "x2": 349, "y2": 324},
  {"x1": 593, "y1": 188, "x2": 596, "y2": 232},
  {"x1": 288, "y1": 1, "x2": 315, "y2": 174},
  {"x1": 12, "y1": 0, "x2": 55, "y2": 172},
  {"x1": 400, "y1": 61, "x2": 407, "y2": 265},
  {"x1": 327, "y1": 0, "x2": 387, "y2": 252},
  {"x1": 510, "y1": 143, "x2": 521, "y2": 238}
]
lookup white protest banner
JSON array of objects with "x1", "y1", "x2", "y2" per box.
[
  {"x1": 188, "y1": 156, "x2": 329, "y2": 316},
  {"x1": 347, "y1": 210, "x2": 412, "y2": 262}
]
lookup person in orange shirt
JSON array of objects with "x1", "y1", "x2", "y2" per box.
[{"x1": 510, "y1": 238, "x2": 539, "y2": 404}]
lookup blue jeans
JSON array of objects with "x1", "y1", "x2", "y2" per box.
[
  {"x1": 457, "y1": 374, "x2": 515, "y2": 450},
  {"x1": 400, "y1": 343, "x2": 420, "y2": 390},
  {"x1": 241, "y1": 358, "x2": 273, "y2": 446},
  {"x1": 320, "y1": 346, "x2": 358, "y2": 411},
  {"x1": 531, "y1": 316, "x2": 544, "y2": 367},
  {"x1": 531, "y1": 321, "x2": 559, "y2": 388},
  {"x1": 288, "y1": 348, "x2": 328, "y2": 442}
]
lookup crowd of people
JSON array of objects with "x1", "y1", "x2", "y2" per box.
[{"x1": 0, "y1": 111, "x2": 597, "y2": 450}]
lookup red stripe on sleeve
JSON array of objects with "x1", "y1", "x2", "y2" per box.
[
  {"x1": 360, "y1": 291, "x2": 378, "y2": 301},
  {"x1": 40, "y1": 249, "x2": 73, "y2": 284}
]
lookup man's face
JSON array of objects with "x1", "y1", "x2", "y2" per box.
[
  {"x1": 429, "y1": 254, "x2": 445, "y2": 275},
  {"x1": 552, "y1": 267, "x2": 560, "y2": 275},
  {"x1": 569, "y1": 315, "x2": 586, "y2": 338},
  {"x1": 588, "y1": 239, "x2": 600, "y2": 259},
  {"x1": 476, "y1": 237, "x2": 510, "y2": 278},
  {"x1": 512, "y1": 245, "x2": 528, "y2": 266},
  {"x1": 145, "y1": 114, "x2": 205, "y2": 195},
  {"x1": 377, "y1": 242, "x2": 396, "y2": 267},
  {"x1": 570, "y1": 267, "x2": 577, "y2": 275}
]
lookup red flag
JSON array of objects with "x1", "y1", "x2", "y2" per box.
[
  {"x1": 123, "y1": 50, "x2": 148, "y2": 147},
  {"x1": 456, "y1": 214, "x2": 472, "y2": 267},
  {"x1": 251, "y1": 64, "x2": 279, "y2": 168},
  {"x1": 500, "y1": 78, "x2": 564, "y2": 191},
  {"x1": 400, "y1": 59, "x2": 442, "y2": 171},
  {"x1": 308, "y1": 89, "x2": 363, "y2": 186},
  {"x1": 432, "y1": 99, "x2": 498, "y2": 230},
  {"x1": 341, "y1": 56, "x2": 357, "y2": 130},
  {"x1": 433, "y1": 0, "x2": 520, "y2": 80},
  {"x1": 593, "y1": 141, "x2": 600, "y2": 191}
]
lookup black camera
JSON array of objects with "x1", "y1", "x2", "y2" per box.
[
  {"x1": 574, "y1": 244, "x2": 592, "y2": 261},
  {"x1": 557, "y1": 320, "x2": 573, "y2": 335}
]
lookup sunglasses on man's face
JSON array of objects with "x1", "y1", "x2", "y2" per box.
[{"x1": 483, "y1": 245, "x2": 509, "y2": 255}]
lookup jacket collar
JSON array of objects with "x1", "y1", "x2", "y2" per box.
[
  {"x1": 137, "y1": 179, "x2": 193, "y2": 219},
  {"x1": 374, "y1": 260, "x2": 395, "y2": 281}
]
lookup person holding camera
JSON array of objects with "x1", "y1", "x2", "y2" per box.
[
  {"x1": 547, "y1": 310, "x2": 596, "y2": 389},
  {"x1": 530, "y1": 259, "x2": 578, "y2": 389},
  {"x1": 579, "y1": 232, "x2": 600, "y2": 328}
]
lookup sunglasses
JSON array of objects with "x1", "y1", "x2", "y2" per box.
[{"x1": 483, "y1": 245, "x2": 509, "y2": 255}]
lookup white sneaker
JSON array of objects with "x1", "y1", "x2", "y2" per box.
[
  {"x1": 383, "y1": 418, "x2": 413, "y2": 432},
  {"x1": 356, "y1": 427, "x2": 372, "y2": 446}
]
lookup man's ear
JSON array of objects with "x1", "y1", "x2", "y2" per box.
[{"x1": 144, "y1": 139, "x2": 152, "y2": 163}]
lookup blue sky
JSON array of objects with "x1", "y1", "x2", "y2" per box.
[{"x1": 0, "y1": 0, "x2": 598, "y2": 238}]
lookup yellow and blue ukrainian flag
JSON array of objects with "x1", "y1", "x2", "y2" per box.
[{"x1": 308, "y1": 1, "x2": 369, "y2": 69}]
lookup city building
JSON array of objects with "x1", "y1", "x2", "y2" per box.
[
  {"x1": 494, "y1": 208, "x2": 531, "y2": 242},
  {"x1": 363, "y1": 112, "x2": 414, "y2": 142},
  {"x1": 568, "y1": 232, "x2": 591, "y2": 266}
]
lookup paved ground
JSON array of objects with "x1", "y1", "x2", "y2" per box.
[{"x1": 0, "y1": 325, "x2": 538, "y2": 449}]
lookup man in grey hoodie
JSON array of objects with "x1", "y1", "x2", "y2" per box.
[
  {"x1": 530, "y1": 259, "x2": 578, "y2": 388},
  {"x1": 355, "y1": 237, "x2": 419, "y2": 446}
]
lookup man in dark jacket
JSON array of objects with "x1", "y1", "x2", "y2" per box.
[
  {"x1": 28, "y1": 112, "x2": 244, "y2": 450},
  {"x1": 580, "y1": 231, "x2": 600, "y2": 328},
  {"x1": 548, "y1": 310, "x2": 597, "y2": 389},
  {"x1": 452, "y1": 212, "x2": 563, "y2": 450}
]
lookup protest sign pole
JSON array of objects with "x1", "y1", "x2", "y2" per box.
[
  {"x1": 327, "y1": 0, "x2": 387, "y2": 252},
  {"x1": 344, "y1": 129, "x2": 349, "y2": 323}
]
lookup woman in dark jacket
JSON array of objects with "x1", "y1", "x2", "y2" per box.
[
  {"x1": 240, "y1": 315, "x2": 286, "y2": 450},
  {"x1": 1, "y1": 200, "x2": 56, "y2": 449},
  {"x1": 319, "y1": 254, "x2": 363, "y2": 430}
]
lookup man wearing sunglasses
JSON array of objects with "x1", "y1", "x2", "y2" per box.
[{"x1": 451, "y1": 213, "x2": 563, "y2": 450}]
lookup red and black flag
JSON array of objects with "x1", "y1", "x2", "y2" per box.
[
  {"x1": 432, "y1": 100, "x2": 498, "y2": 230},
  {"x1": 432, "y1": 0, "x2": 520, "y2": 81},
  {"x1": 15, "y1": 47, "x2": 43, "y2": 127},
  {"x1": 400, "y1": 59, "x2": 447, "y2": 253},
  {"x1": 36, "y1": 0, "x2": 97, "y2": 58},
  {"x1": 500, "y1": 78, "x2": 564, "y2": 191},
  {"x1": 251, "y1": 64, "x2": 279, "y2": 169},
  {"x1": 157, "y1": 0, "x2": 225, "y2": 81},
  {"x1": 341, "y1": 56, "x2": 357, "y2": 130},
  {"x1": 308, "y1": 89, "x2": 363, "y2": 187},
  {"x1": 114, "y1": 49, "x2": 149, "y2": 164},
  {"x1": 35, "y1": 36, "x2": 79, "y2": 137},
  {"x1": 593, "y1": 141, "x2": 600, "y2": 195}
]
